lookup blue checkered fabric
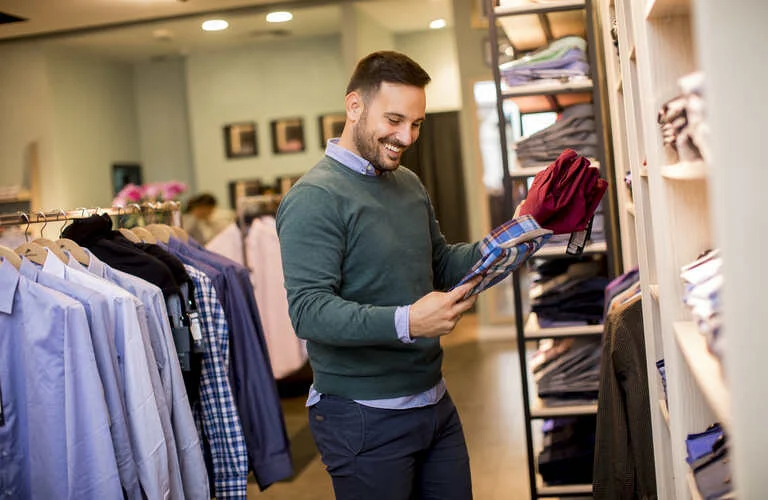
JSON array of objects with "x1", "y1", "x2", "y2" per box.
[
  {"x1": 454, "y1": 215, "x2": 552, "y2": 297},
  {"x1": 185, "y1": 264, "x2": 249, "y2": 499}
]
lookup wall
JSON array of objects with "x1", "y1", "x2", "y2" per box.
[
  {"x1": 133, "y1": 57, "x2": 195, "y2": 191},
  {"x1": 0, "y1": 43, "x2": 57, "y2": 208},
  {"x1": 185, "y1": 35, "x2": 348, "y2": 205},
  {"x1": 395, "y1": 29, "x2": 462, "y2": 112},
  {"x1": 47, "y1": 50, "x2": 141, "y2": 209},
  {"x1": 340, "y1": 4, "x2": 396, "y2": 74}
]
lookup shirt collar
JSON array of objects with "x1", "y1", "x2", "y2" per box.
[
  {"x1": 0, "y1": 258, "x2": 20, "y2": 314},
  {"x1": 325, "y1": 138, "x2": 377, "y2": 177},
  {"x1": 41, "y1": 247, "x2": 67, "y2": 278}
]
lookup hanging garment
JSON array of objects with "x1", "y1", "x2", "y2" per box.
[
  {"x1": 0, "y1": 258, "x2": 123, "y2": 499},
  {"x1": 205, "y1": 222, "x2": 245, "y2": 266},
  {"x1": 593, "y1": 295, "x2": 657, "y2": 499},
  {"x1": 166, "y1": 236, "x2": 293, "y2": 490},
  {"x1": 518, "y1": 148, "x2": 608, "y2": 234},
  {"x1": 245, "y1": 216, "x2": 307, "y2": 379}
]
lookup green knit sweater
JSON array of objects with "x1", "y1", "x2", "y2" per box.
[{"x1": 276, "y1": 156, "x2": 480, "y2": 399}]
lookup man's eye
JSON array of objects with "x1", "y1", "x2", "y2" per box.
[{"x1": 388, "y1": 118, "x2": 400, "y2": 125}]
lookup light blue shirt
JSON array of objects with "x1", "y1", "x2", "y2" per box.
[
  {"x1": 84, "y1": 253, "x2": 210, "y2": 500},
  {"x1": 18, "y1": 258, "x2": 142, "y2": 500},
  {"x1": 0, "y1": 258, "x2": 122, "y2": 499},
  {"x1": 304, "y1": 139, "x2": 447, "y2": 409},
  {"x1": 43, "y1": 251, "x2": 172, "y2": 499}
]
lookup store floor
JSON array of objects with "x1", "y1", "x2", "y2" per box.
[{"x1": 247, "y1": 314, "x2": 533, "y2": 499}]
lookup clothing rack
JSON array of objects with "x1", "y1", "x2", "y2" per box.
[
  {"x1": 235, "y1": 194, "x2": 282, "y2": 230},
  {"x1": 0, "y1": 201, "x2": 182, "y2": 229}
]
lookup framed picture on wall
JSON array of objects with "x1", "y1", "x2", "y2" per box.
[
  {"x1": 112, "y1": 163, "x2": 143, "y2": 196},
  {"x1": 223, "y1": 122, "x2": 258, "y2": 159},
  {"x1": 271, "y1": 117, "x2": 306, "y2": 154},
  {"x1": 318, "y1": 113, "x2": 346, "y2": 148}
]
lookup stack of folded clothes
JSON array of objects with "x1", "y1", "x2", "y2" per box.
[
  {"x1": 538, "y1": 416, "x2": 597, "y2": 486},
  {"x1": 686, "y1": 423, "x2": 734, "y2": 500},
  {"x1": 680, "y1": 249, "x2": 723, "y2": 359},
  {"x1": 499, "y1": 36, "x2": 590, "y2": 87},
  {"x1": 657, "y1": 71, "x2": 710, "y2": 163},
  {"x1": 515, "y1": 105, "x2": 599, "y2": 166}
]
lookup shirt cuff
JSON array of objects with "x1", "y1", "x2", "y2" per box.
[{"x1": 395, "y1": 305, "x2": 415, "y2": 344}]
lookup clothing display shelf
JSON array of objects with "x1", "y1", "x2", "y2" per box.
[
  {"x1": 487, "y1": 0, "x2": 621, "y2": 497},
  {"x1": 597, "y1": 0, "x2": 763, "y2": 497}
]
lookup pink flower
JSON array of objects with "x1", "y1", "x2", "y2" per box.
[
  {"x1": 142, "y1": 183, "x2": 163, "y2": 201},
  {"x1": 162, "y1": 181, "x2": 187, "y2": 200},
  {"x1": 117, "y1": 183, "x2": 143, "y2": 202}
]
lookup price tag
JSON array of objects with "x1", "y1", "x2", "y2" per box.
[{"x1": 188, "y1": 312, "x2": 203, "y2": 343}]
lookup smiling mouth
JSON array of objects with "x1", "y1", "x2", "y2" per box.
[{"x1": 383, "y1": 143, "x2": 402, "y2": 155}]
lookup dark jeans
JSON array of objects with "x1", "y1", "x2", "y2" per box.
[{"x1": 308, "y1": 392, "x2": 472, "y2": 500}]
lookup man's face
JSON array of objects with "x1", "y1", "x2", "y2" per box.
[{"x1": 352, "y1": 82, "x2": 426, "y2": 173}]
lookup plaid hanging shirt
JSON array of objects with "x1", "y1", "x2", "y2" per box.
[
  {"x1": 454, "y1": 215, "x2": 552, "y2": 297},
  {"x1": 184, "y1": 264, "x2": 249, "y2": 499}
]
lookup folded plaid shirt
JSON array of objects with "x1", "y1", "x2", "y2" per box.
[{"x1": 454, "y1": 215, "x2": 552, "y2": 297}]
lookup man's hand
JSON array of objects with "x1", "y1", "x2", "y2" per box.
[{"x1": 409, "y1": 277, "x2": 481, "y2": 339}]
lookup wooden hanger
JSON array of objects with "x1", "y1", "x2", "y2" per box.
[
  {"x1": 57, "y1": 238, "x2": 90, "y2": 266},
  {"x1": 15, "y1": 242, "x2": 48, "y2": 266},
  {"x1": 0, "y1": 244, "x2": 21, "y2": 269},
  {"x1": 169, "y1": 226, "x2": 189, "y2": 242},
  {"x1": 34, "y1": 238, "x2": 70, "y2": 264},
  {"x1": 118, "y1": 228, "x2": 142, "y2": 243},
  {"x1": 145, "y1": 224, "x2": 172, "y2": 244},
  {"x1": 131, "y1": 227, "x2": 157, "y2": 244}
]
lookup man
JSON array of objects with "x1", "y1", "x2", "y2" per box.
[{"x1": 276, "y1": 51, "x2": 482, "y2": 499}]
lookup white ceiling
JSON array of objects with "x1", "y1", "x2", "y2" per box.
[{"x1": 0, "y1": 0, "x2": 454, "y2": 62}]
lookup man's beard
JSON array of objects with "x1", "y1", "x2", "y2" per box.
[{"x1": 353, "y1": 110, "x2": 406, "y2": 173}]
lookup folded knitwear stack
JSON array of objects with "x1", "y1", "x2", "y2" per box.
[
  {"x1": 499, "y1": 36, "x2": 590, "y2": 87},
  {"x1": 515, "y1": 103, "x2": 598, "y2": 167}
]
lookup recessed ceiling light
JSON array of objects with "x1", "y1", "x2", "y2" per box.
[
  {"x1": 202, "y1": 19, "x2": 229, "y2": 31},
  {"x1": 429, "y1": 18, "x2": 447, "y2": 29},
  {"x1": 266, "y1": 11, "x2": 293, "y2": 23}
]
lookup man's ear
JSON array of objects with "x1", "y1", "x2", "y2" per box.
[{"x1": 345, "y1": 91, "x2": 364, "y2": 123}]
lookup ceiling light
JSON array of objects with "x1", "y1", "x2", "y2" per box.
[
  {"x1": 266, "y1": 11, "x2": 293, "y2": 23},
  {"x1": 202, "y1": 19, "x2": 229, "y2": 31},
  {"x1": 429, "y1": 18, "x2": 447, "y2": 29}
]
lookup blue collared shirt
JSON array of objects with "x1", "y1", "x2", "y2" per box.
[
  {"x1": 48, "y1": 251, "x2": 172, "y2": 500},
  {"x1": 76, "y1": 250, "x2": 210, "y2": 500},
  {"x1": 0, "y1": 258, "x2": 122, "y2": 499},
  {"x1": 305, "y1": 139, "x2": 447, "y2": 409},
  {"x1": 19, "y1": 258, "x2": 142, "y2": 500}
]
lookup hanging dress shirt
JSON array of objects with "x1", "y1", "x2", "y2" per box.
[
  {"x1": 185, "y1": 263, "x2": 249, "y2": 499},
  {"x1": 0, "y1": 258, "x2": 122, "y2": 499},
  {"x1": 245, "y1": 216, "x2": 307, "y2": 379},
  {"x1": 166, "y1": 237, "x2": 293, "y2": 490},
  {"x1": 18, "y1": 259, "x2": 141, "y2": 500},
  {"x1": 44, "y1": 251, "x2": 172, "y2": 500}
]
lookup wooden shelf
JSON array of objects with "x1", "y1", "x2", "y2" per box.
[
  {"x1": 661, "y1": 160, "x2": 708, "y2": 180},
  {"x1": 649, "y1": 283, "x2": 659, "y2": 300},
  {"x1": 495, "y1": 0, "x2": 586, "y2": 17},
  {"x1": 501, "y1": 79, "x2": 593, "y2": 99},
  {"x1": 673, "y1": 321, "x2": 731, "y2": 426},
  {"x1": 537, "y1": 482, "x2": 593, "y2": 497},
  {"x1": 629, "y1": 44, "x2": 637, "y2": 61},
  {"x1": 524, "y1": 312, "x2": 603, "y2": 339},
  {"x1": 646, "y1": 0, "x2": 691, "y2": 19},
  {"x1": 616, "y1": 75, "x2": 623, "y2": 93},
  {"x1": 659, "y1": 399, "x2": 670, "y2": 429},
  {"x1": 530, "y1": 398, "x2": 598, "y2": 418},
  {"x1": 639, "y1": 165, "x2": 649, "y2": 177},
  {"x1": 626, "y1": 201, "x2": 635, "y2": 216},
  {"x1": 535, "y1": 240, "x2": 607, "y2": 258},
  {"x1": 687, "y1": 471, "x2": 704, "y2": 500}
]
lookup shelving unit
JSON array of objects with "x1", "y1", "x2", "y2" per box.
[
  {"x1": 595, "y1": 0, "x2": 764, "y2": 497},
  {"x1": 487, "y1": 0, "x2": 620, "y2": 497}
]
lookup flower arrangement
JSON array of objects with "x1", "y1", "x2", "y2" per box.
[{"x1": 112, "y1": 180, "x2": 187, "y2": 207}]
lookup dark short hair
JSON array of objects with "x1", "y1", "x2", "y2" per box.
[
  {"x1": 345, "y1": 51, "x2": 431, "y2": 98},
  {"x1": 185, "y1": 193, "x2": 217, "y2": 213}
]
